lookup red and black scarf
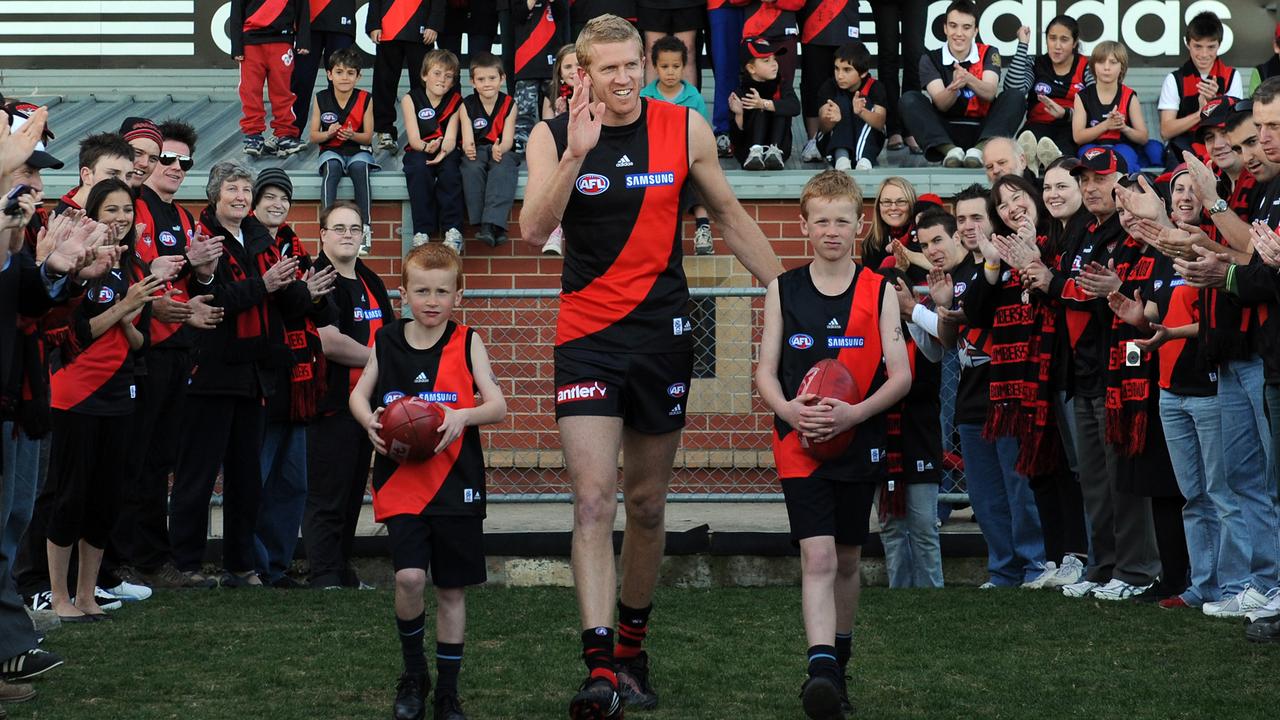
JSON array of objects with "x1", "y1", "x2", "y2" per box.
[
  {"x1": 200, "y1": 206, "x2": 276, "y2": 343},
  {"x1": 1104, "y1": 237, "x2": 1162, "y2": 456},
  {"x1": 274, "y1": 223, "x2": 327, "y2": 423}
]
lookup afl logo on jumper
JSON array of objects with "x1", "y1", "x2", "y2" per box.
[
  {"x1": 788, "y1": 333, "x2": 814, "y2": 349},
  {"x1": 382, "y1": 391, "x2": 405, "y2": 405},
  {"x1": 159, "y1": 230, "x2": 178, "y2": 247},
  {"x1": 95, "y1": 286, "x2": 115, "y2": 303},
  {"x1": 473, "y1": 117, "x2": 489, "y2": 130},
  {"x1": 1034, "y1": 82, "x2": 1053, "y2": 95},
  {"x1": 667, "y1": 382, "x2": 687, "y2": 398},
  {"x1": 576, "y1": 174, "x2": 610, "y2": 195},
  {"x1": 954, "y1": 281, "x2": 968, "y2": 296},
  {"x1": 418, "y1": 108, "x2": 435, "y2": 120},
  {"x1": 321, "y1": 112, "x2": 339, "y2": 125}
]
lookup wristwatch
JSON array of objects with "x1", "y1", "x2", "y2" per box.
[{"x1": 1208, "y1": 198, "x2": 1229, "y2": 216}]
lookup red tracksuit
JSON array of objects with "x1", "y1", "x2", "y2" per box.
[{"x1": 233, "y1": 0, "x2": 312, "y2": 138}]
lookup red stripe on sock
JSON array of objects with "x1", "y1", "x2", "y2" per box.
[{"x1": 589, "y1": 668, "x2": 618, "y2": 686}]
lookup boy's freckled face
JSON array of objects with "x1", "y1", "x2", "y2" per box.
[
  {"x1": 401, "y1": 266, "x2": 461, "y2": 329},
  {"x1": 800, "y1": 197, "x2": 861, "y2": 261},
  {"x1": 423, "y1": 64, "x2": 455, "y2": 97}
]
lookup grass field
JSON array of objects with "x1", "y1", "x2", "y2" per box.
[{"x1": 8, "y1": 585, "x2": 1276, "y2": 720}]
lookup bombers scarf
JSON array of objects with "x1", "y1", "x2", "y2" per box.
[
  {"x1": 1105, "y1": 238, "x2": 1162, "y2": 456},
  {"x1": 982, "y1": 237, "x2": 1061, "y2": 475},
  {"x1": 199, "y1": 206, "x2": 275, "y2": 343},
  {"x1": 274, "y1": 223, "x2": 327, "y2": 423}
]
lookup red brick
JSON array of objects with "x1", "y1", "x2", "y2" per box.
[
  {"x1": 489, "y1": 257, "x2": 542, "y2": 274},
  {"x1": 369, "y1": 203, "x2": 401, "y2": 222},
  {"x1": 755, "y1": 203, "x2": 801, "y2": 221}
]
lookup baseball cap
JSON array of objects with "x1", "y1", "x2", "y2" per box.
[
  {"x1": 5, "y1": 102, "x2": 63, "y2": 170},
  {"x1": 740, "y1": 37, "x2": 787, "y2": 66},
  {"x1": 1197, "y1": 96, "x2": 1237, "y2": 138},
  {"x1": 253, "y1": 167, "x2": 293, "y2": 205},
  {"x1": 119, "y1": 116, "x2": 162, "y2": 148},
  {"x1": 1071, "y1": 147, "x2": 1128, "y2": 176}
]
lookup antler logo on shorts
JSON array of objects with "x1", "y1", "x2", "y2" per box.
[{"x1": 556, "y1": 381, "x2": 607, "y2": 404}]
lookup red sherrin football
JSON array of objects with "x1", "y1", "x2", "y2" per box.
[
  {"x1": 795, "y1": 358, "x2": 860, "y2": 461},
  {"x1": 379, "y1": 397, "x2": 446, "y2": 463}
]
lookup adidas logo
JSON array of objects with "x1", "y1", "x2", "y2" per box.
[
  {"x1": 668, "y1": 404, "x2": 683, "y2": 416},
  {"x1": 414, "y1": 372, "x2": 429, "y2": 383},
  {"x1": 616, "y1": 154, "x2": 633, "y2": 167},
  {"x1": 826, "y1": 318, "x2": 842, "y2": 330}
]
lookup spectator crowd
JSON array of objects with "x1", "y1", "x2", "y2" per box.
[{"x1": 7, "y1": 0, "x2": 1280, "y2": 717}]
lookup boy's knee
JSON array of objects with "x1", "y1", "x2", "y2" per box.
[
  {"x1": 322, "y1": 158, "x2": 344, "y2": 174},
  {"x1": 436, "y1": 586, "x2": 465, "y2": 607},
  {"x1": 623, "y1": 492, "x2": 665, "y2": 532},
  {"x1": 395, "y1": 569, "x2": 428, "y2": 595},
  {"x1": 801, "y1": 543, "x2": 839, "y2": 578}
]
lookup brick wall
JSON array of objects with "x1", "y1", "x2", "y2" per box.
[{"x1": 290, "y1": 198, "x2": 876, "y2": 494}]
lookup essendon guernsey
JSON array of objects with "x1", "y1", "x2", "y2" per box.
[
  {"x1": 548, "y1": 99, "x2": 692, "y2": 353},
  {"x1": 464, "y1": 93, "x2": 514, "y2": 146},
  {"x1": 370, "y1": 320, "x2": 484, "y2": 521},
  {"x1": 800, "y1": 0, "x2": 858, "y2": 46},
  {"x1": 134, "y1": 185, "x2": 196, "y2": 349},
  {"x1": 49, "y1": 268, "x2": 145, "y2": 416},
  {"x1": 407, "y1": 86, "x2": 463, "y2": 153},
  {"x1": 772, "y1": 264, "x2": 888, "y2": 482},
  {"x1": 317, "y1": 88, "x2": 372, "y2": 155}
]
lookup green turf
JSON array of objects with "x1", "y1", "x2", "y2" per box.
[{"x1": 9, "y1": 586, "x2": 1276, "y2": 719}]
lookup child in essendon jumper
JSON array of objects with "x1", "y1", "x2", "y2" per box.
[
  {"x1": 754, "y1": 170, "x2": 911, "y2": 720},
  {"x1": 309, "y1": 47, "x2": 379, "y2": 253},
  {"x1": 458, "y1": 53, "x2": 519, "y2": 250},
  {"x1": 349, "y1": 242, "x2": 505, "y2": 720}
]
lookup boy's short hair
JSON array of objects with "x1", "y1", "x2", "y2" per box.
[
  {"x1": 945, "y1": 0, "x2": 978, "y2": 22},
  {"x1": 157, "y1": 119, "x2": 198, "y2": 154},
  {"x1": 1089, "y1": 41, "x2": 1128, "y2": 83},
  {"x1": 953, "y1": 183, "x2": 989, "y2": 207},
  {"x1": 422, "y1": 48, "x2": 460, "y2": 78},
  {"x1": 79, "y1": 132, "x2": 134, "y2": 172},
  {"x1": 916, "y1": 209, "x2": 957, "y2": 238},
  {"x1": 469, "y1": 52, "x2": 504, "y2": 76},
  {"x1": 1186, "y1": 11, "x2": 1223, "y2": 43},
  {"x1": 651, "y1": 35, "x2": 687, "y2": 65},
  {"x1": 327, "y1": 47, "x2": 363, "y2": 72},
  {"x1": 576, "y1": 14, "x2": 643, "y2": 71},
  {"x1": 403, "y1": 242, "x2": 464, "y2": 289},
  {"x1": 800, "y1": 169, "x2": 863, "y2": 218},
  {"x1": 320, "y1": 199, "x2": 365, "y2": 227},
  {"x1": 833, "y1": 41, "x2": 871, "y2": 75}
]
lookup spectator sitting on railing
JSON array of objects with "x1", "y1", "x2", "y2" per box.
[
  {"x1": 1156, "y1": 11, "x2": 1244, "y2": 169},
  {"x1": 729, "y1": 37, "x2": 799, "y2": 171},
  {"x1": 1074, "y1": 41, "x2": 1163, "y2": 171},
  {"x1": 1004, "y1": 17, "x2": 1092, "y2": 171}
]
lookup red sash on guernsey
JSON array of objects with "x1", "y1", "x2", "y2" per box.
[
  {"x1": 957, "y1": 44, "x2": 994, "y2": 119},
  {"x1": 134, "y1": 196, "x2": 195, "y2": 346},
  {"x1": 1026, "y1": 55, "x2": 1088, "y2": 125},
  {"x1": 246, "y1": 0, "x2": 291, "y2": 31},
  {"x1": 515, "y1": 4, "x2": 556, "y2": 75},
  {"x1": 772, "y1": 267, "x2": 885, "y2": 479},
  {"x1": 320, "y1": 89, "x2": 371, "y2": 151},
  {"x1": 381, "y1": 0, "x2": 418, "y2": 38},
  {"x1": 349, "y1": 275, "x2": 385, "y2": 393},
  {"x1": 483, "y1": 95, "x2": 514, "y2": 144},
  {"x1": 310, "y1": 0, "x2": 332, "y2": 20},
  {"x1": 372, "y1": 326, "x2": 478, "y2": 521}
]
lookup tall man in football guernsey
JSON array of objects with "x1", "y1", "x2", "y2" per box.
[{"x1": 522, "y1": 14, "x2": 784, "y2": 719}]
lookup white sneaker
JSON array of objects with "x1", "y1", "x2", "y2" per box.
[
  {"x1": 743, "y1": 145, "x2": 766, "y2": 171},
  {"x1": 107, "y1": 580, "x2": 152, "y2": 602},
  {"x1": 1036, "y1": 136, "x2": 1063, "y2": 172},
  {"x1": 542, "y1": 226, "x2": 564, "y2": 256},
  {"x1": 442, "y1": 228, "x2": 464, "y2": 254},
  {"x1": 978, "y1": 581, "x2": 998, "y2": 590},
  {"x1": 1016, "y1": 130, "x2": 1038, "y2": 173},
  {"x1": 801, "y1": 137, "x2": 821, "y2": 162},
  {"x1": 833, "y1": 156, "x2": 852, "y2": 171},
  {"x1": 1245, "y1": 588, "x2": 1280, "y2": 622},
  {"x1": 1090, "y1": 578, "x2": 1150, "y2": 601},
  {"x1": 943, "y1": 146, "x2": 965, "y2": 168},
  {"x1": 376, "y1": 131, "x2": 399, "y2": 155},
  {"x1": 854, "y1": 158, "x2": 872, "y2": 171},
  {"x1": 1022, "y1": 562, "x2": 1058, "y2": 589},
  {"x1": 963, "y1": 147, "x2": 983, "y2": 168},
  {"x1": 1062, "y1": 579, "x2": 1099, "y2": 598},
  {"x1": 1204, "y1": 587, "x2": 1271, "y2": 618},
  {"x1": 412, "y1": 232, "x2": 431, "y2": 246},
  {"x1": 763, "y1": 145, "x2": 785, "y2": 170},
  {"x1": 1043, "y1": 555, "x2": 1085, "y2": 589},
  {"x1": 693, "y1": 223, "x2": 713, "y2": 255},
  {"x1": 359, "y1": 226, "x2": 372, "y2": 256}
]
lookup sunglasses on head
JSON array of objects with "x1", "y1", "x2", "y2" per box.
[{"x1": 158, "y1": 151, "x2": 193, "y2": 171}]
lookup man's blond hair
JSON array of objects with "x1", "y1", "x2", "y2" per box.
[{"x1": 575, "y1": 14, "x2": 643, "y2": 70}]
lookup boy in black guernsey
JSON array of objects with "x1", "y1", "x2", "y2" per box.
[
  {"x1": 307, "y1": 47, "x2": 379, "y2": 253},
  {"x1": 291, "y1": 0, "x2": 357, "y2": 134},
  {"x1": 755, "y1": 171, "x2": 911, "y2": 720},
  {"x1": 368, "y1": 0, "x2": 447, "y2": 154},
  {"x1": 350, "y1": 243, "x2": 505, "y2": 720},
  {"x1": 815, "y1": 41, "x2": 887, "y2": 171},
  {"x1": 401, "y1": 49, "x2": 465, "y2": 248},
  {"x1": 459, "y1": 53, "x2": 519, "y2": 250}
]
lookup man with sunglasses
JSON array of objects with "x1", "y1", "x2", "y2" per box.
[{"x1": 124, "y1": 120, "x2": 228, "y2": 589}]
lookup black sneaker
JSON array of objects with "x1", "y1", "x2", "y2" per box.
[
  {"x1": 270, "y1": 575, "x2": 305, "y2": 590},
  {"x1": 394, "y1": 672, "x2": 429, "y2": 720},
  {"x1": 568, "y1": 677, "x2": 623, "y2": 719},
  {"x1": 475, "y1": 225, "x2": 495, "y2": 247},
  {"x1": 0, "y1": 649, "x2": 64, "y2": 682},
  {"x1": 615, "y1": 652, "x2": 658, "y2": 710},
  {"x1": 433, "y1": 691, "x2": 467, "y2": 720},
  {"x1": 838, "y1": 674, "x2": 853, "y2": 715},
  {"x1": 800, "y1": 674, "x2": 845, "y2": 720},
  {"x1": 1246, "y1": 616, "x2": 1280, "y2": 643}
]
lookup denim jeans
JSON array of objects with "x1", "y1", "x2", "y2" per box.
[
  {"x1": 1159, "y1": 390, "x2": 1247, "y2": 602},
  {"x1": 254, "y1": 422, "x2": 308, "y2": 583},
  {"x1": 880, "y1": 482, "x2": 944, "y2": 588},
  {"x1": 1, "y1": 423, "x2": 40, "y2": 573},
  {"x1": 707, "y1": 6, "x2": 744, "y2": 135},
  {"x1": 957, "y1": 424, "x2": 1045, "y2": 585},
  {"x1": 1218, "y1": 358, "x2": 1280, "y2": 592}
]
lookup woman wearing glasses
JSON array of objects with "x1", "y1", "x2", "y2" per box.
[{"x1": 862, "y1": 177, "x2": 918, "y2": 271}]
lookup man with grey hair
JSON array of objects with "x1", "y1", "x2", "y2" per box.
[
  {"x1": 167, "y1": 160, "x2": 317, "y2": 588},
  {"x1": 982, "y1": 135, "x2": 1044, "y2": 184}
]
